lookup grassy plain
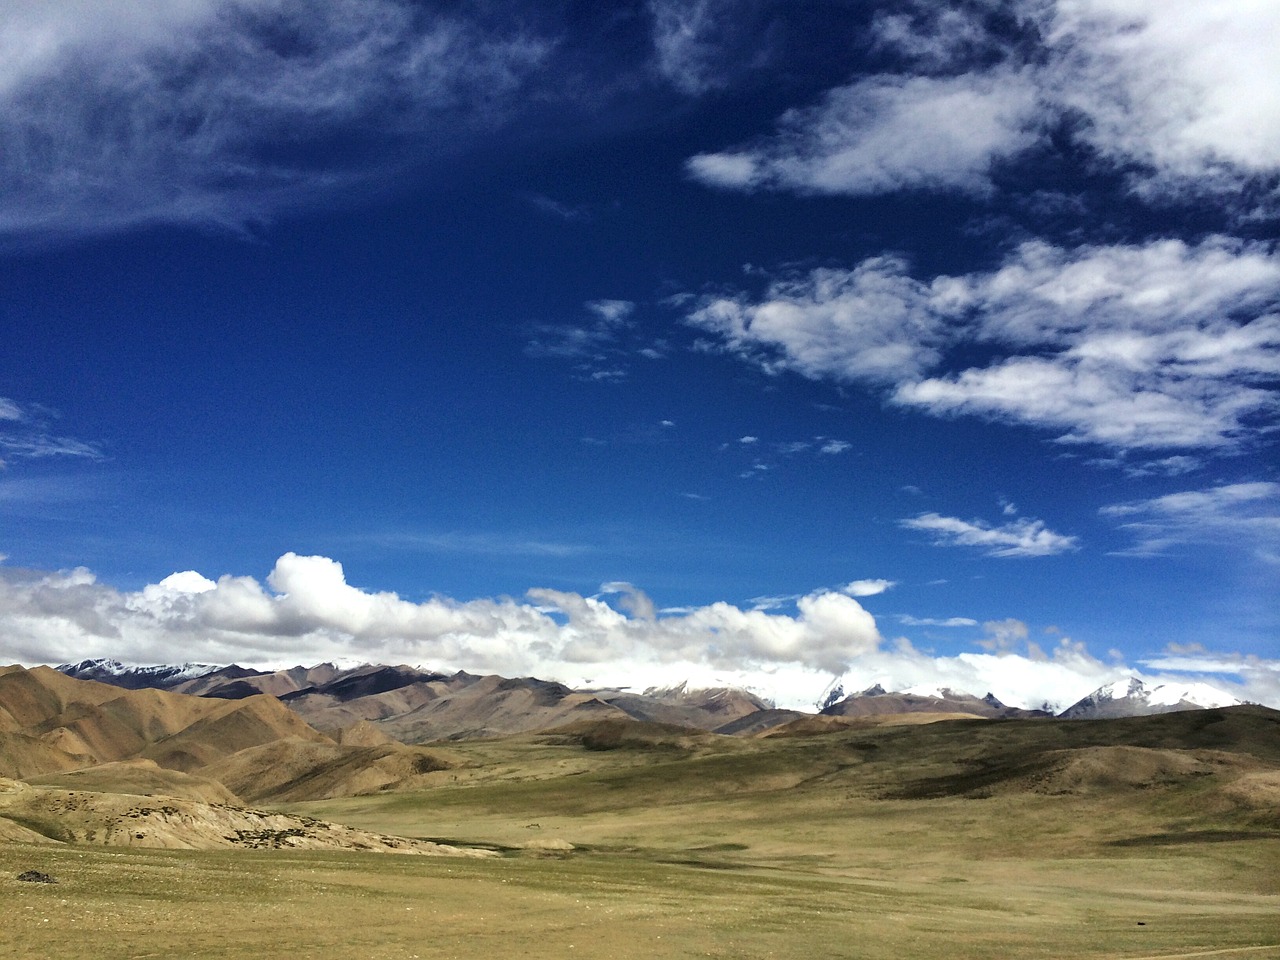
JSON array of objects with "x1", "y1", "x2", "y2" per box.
[{"x1": 4, "y1": 713, "x2": 1279, "y2": 959}]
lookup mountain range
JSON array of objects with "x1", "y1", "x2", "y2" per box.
[
  {"x1": 0, "y1": 659, "x2": 1269, "y2": 858},
  {"x1": 54, "y1": 659, "x2": 1245, "y2": 737}
]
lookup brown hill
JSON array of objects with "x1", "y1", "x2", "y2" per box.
[
  {"x1": 380, "y1": 675, "x2": 633, "y2": 741},
  {"x1": 202, "y1": 738, "x2": 455, "y2": 803},
  {"x1": 0, "y1": 776, "x2": 492, "y2": 854},
  {"x1": 0, "y1": 730, "x2": 88, "y2": 780},
  {"x1": 173, "y1": 662, "x2": 349, "y2": 698},
  {"x1": 0, "y1": 666, "x2": 336, "y2": 780},
  {"x1": 0, "y1": 666, "x2": 477, "y2": 819},
  {"x1": 542, "y1": 717, "x2": 718, "y2": 752},
  {"x1": 822, "y1": 684, "x2": 1049, "y2": 719},
  {"x1": 335, "y1": 719, "x2": 399, "y2": 746},
  {"x1": 596, "y1": 684, "x2": 772, "y2": 730},
  {"x1": 279, "y1": 670, "x2": 472, "y2": 731},
  {"x1": 63, "y1": 660, "x2": 797, "y2": 744},
  {"x1": 762, "y1": 711, "x2": 992, "y2": 739},
  {"x1": 0, "y1": 665, "x2": 126, "y2": 727},
  {"x1": 139, "y1": 694, "x2": 333, "y2": 772},
  {"x1": 30, "y1": 759, "x2": 241, "y2": 804}
]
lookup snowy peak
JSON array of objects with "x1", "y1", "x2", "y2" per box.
[
  {"x1": 1059, "y1": 677, "x2": 1242, "y2": 719},
  {"x1": 56, "y1": 659, "x2": 224, "y2": 690}
]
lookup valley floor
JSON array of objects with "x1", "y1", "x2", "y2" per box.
[
  {"x1": 5, "y1": 716, "x2": 1280, "y2": 960},
  {"x1": 2, "y1": 832, "x2": 1277, "y2": 960}
]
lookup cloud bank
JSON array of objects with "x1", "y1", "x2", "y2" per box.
[{"x1": 2, "y1": 553, "x2": 1275, "y2": 711}]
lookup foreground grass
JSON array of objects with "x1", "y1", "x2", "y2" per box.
[
  {"x1": 4, "y1": 838, "x2": 1277, "y2": 960},
  {"x1": 5, "y1": 715, "x2": 1279, "y2": 959}
]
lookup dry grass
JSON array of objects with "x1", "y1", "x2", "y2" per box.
[{"x1": 3, "y1": 708, "x2": 1280, "y2": 959}]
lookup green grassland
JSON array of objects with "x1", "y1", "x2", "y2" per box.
[{"x1": 4, "y1": 711, "x2": 1279, "y2": 959}]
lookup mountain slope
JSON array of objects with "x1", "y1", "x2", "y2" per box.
[{"x1": 821, "y1": 683, "x2": 1051, "y2": 720}]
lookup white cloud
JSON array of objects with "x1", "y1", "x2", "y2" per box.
[
  {"x1": 0, "y1": 0, "x2": 549, "y2": 240},
  {"x1": 1138, "y1": 649, "x2": 1280, "y2": 710},
  {"x1": 0, "y1": 553, "x2": 881, "y2": 679},
  {"x1": 3, "y1": 553, "x2": 1276, "y2": 711},
  {"x1": 688, "y1": 257, "x2": 951, "y2": 384},
  {"x1": 586, "y1": 300, "x2": 636, "y2": 325},
  {"x1": 1101, "y1": 482, "x2": 1280, "y2": 558},
  {"x1": 901, "y1": 512, "x2": 1080, "y2": 558},
  {"x1": 0, "y1": 396, "x2": 104, "y2": 464},
  {"x1": 1044, "y1": 0, "x2": 1280, "y2": 199},
  {"x1": 961, "y1": 237, "x2": 1280, "y2": 347},
  {"x1": 688, "y1": 0, "x2": 1280, "y2": 208},
  {"x1": 688, "y1": 237, "x2": 1280, "y2": 452},
  {"x1": 819, "y1": 439, "x2": 851, "y2": 454},
  {"x1": 687, "y1": 69, "x2": 1043, "y2": 197},
  {"x1": 843, "y1": 578, "x2": 895, "y2": 597}
]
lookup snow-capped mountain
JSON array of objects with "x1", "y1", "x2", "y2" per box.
[
  {"x1": 1058, "y1": 677, "x2": 1243, "y2": 719},
  {"x1": 56, "y1": 658, "x2": 225, "y2": 690}
]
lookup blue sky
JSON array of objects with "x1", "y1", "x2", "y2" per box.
[{"x1": 1, "y1": 0, "x2": 1278, "y2": 710}]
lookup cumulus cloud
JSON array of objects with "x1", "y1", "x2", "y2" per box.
[
  {"x1": 1044, "y1": 0, "x2": 1280, "y2": 201},
  {"x1": 1101, "y1": 482, "x2": 1280, "y2": 558},
  {"x1": 687, "y1": 0, "x2": 1280, "y2": 208},
  {"x1": 687, "y1": 237, "x2": 1280, "y2": 452},
  {"x1": 0, "y1": 553, "x2": 881, "y2": 679},
  {"x1": 901, "y1": 512, "x2": 1079, "y2": 558},
  {"x1": 3, "y1": 554, "x2": 1276, "y2": 710}
]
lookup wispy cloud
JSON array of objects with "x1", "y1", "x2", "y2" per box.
[
  {"x1": 350, "y1": 530, "x2": 593, "y2": 559},
  {"x1": 525, "y1": 193, "x2": 594, "y2": 222},
  {"x1": 527, "y1": 300, "x2": 651, "y2": 381},
  {"x1": 901, "y1": 512, "x2": 1080, "y2": 558},
  {"x1": 647, "y1": 0, "x2": 772, "y2": 96},
  {"x1": 0, "y1": 396, "x2": 104, "y2": 467},
  {"x1": 0, "y1": 0, "x2": 551, "y2": 241},
  {"x1": 1101, "y1": 482, "x2": 1280, "y2": 559},
  {"x1": 719, "y1": 432, "x2": 854, "y2": 479},
  {"x1": 898, "y1": 615, "x2": 979, "y2": 628}
]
